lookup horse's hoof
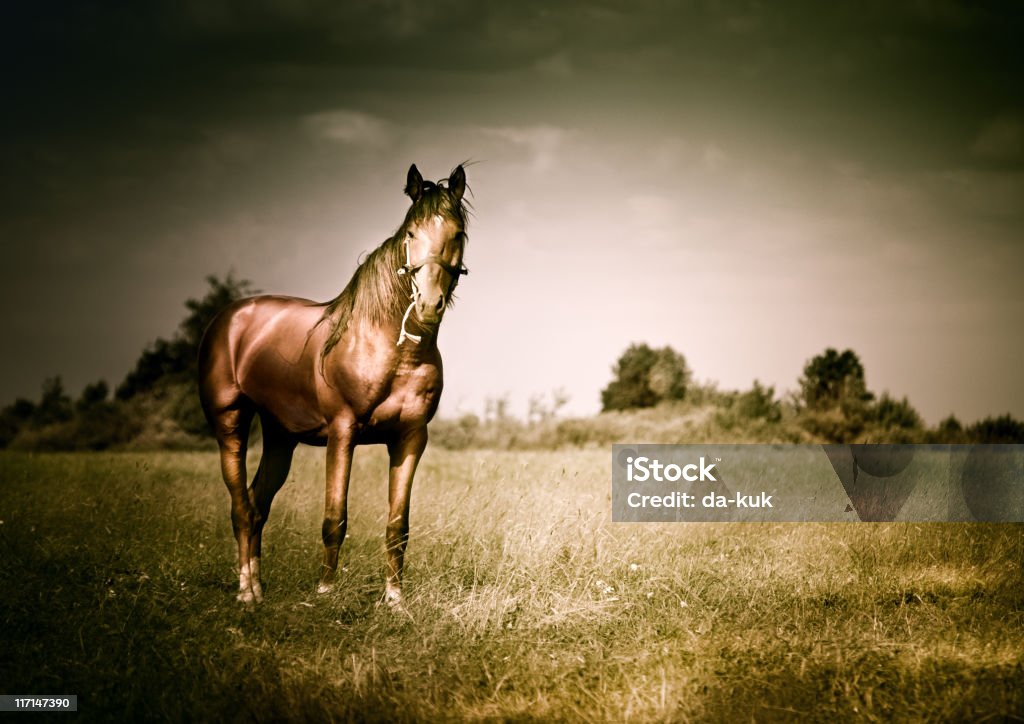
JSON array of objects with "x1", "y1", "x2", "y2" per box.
[
  {"x1": 316, "y1": 582, "x2": 333, "y2": 595},
  {"x1": 379, "y1": 596, "x2": 412, "y2": 619},
  {"x1": 380, "y1": 587, "x2": 410, "y2": 613},
  {"x1": 236, "y1": 590, "x2": 256, "y2": 605}
]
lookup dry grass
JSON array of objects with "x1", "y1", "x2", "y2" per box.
[{"x1": 0, "y1": 447, "x2": 1021, "y2": 721}]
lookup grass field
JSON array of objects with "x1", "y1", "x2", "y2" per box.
[{"x1": 1, "y1": 447, "x2": 1022, "y2": 721}]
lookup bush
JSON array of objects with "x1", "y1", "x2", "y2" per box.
[
  {"x1": 861, "y1": 392, "x2": 924, "y2": 442},
  {"x1": 601, "y1": 344, "x2": 690, "y2": 411},
  {"x1": 928, "y1": 415, "x2": 968, "y2": 443},
  {"x1": 872, "y1": 393, "x2": 922, "y2": 430},
  {"x1": 735, "y1": 380, "x2": 782, "y2": 423},
  {"x1": 33, "y1": 377, "x2": 73, "y2": 426},
  {"x1": 966, "y1": 414, "x2": 1024, "y2": 443},
  {"x1": 797, "y1": 407, "x2": 866, "y2": 444},
  {"x1": 798, "y1": 348, "x2": 872, "y2": 410},
  {"x1": 428, "y1": 414, "x2": 483, "y2": 450},
  {"x1": 0, "y1": 398, "x2": 36, "y2": 448},
  {"x1": 796, "y1": 348, "x2": 874, "y2": 442}
]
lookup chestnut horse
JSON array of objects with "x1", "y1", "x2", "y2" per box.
[{"x1": 198, "y1": 164, "x2": 469, "y2": 606}]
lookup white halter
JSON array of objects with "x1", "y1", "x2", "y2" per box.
[
  {"x1": 396, "y1": 237, "x2": 423, "y2": 346},
  {"x1": 395, "y1": 235, "x2": 469, "y2": 346}
]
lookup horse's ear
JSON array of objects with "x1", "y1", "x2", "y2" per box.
[
  {"x1": 405, "y1": 164, "x2": 423, "y2": 202},
  {"x1": 449, "y1": 165, "x2": 466, "y2": 202}
]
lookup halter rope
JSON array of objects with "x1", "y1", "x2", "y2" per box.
[
  {"x1": 395, "y1": 235, "x2": 468, "y2": 346},
  {"x1": 396, "y1": 238, "x2": 422, "y2": 346}
]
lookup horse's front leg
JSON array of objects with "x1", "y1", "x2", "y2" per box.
[
  {"x1": 317, "y1": 422, "x2": 355, "y2": 594},
  {"x1": 383, "y1": 426, "x2": 427, "y2": 607}
]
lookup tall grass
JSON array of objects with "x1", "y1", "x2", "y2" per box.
[
  {"x1": 1, "y1": 448, "x2": 1021, "y2": 720},
  {"x1": 430, "y1": 402, "x2": 811, "y2": 449}
]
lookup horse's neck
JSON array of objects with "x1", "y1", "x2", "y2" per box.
[
  {"x1": 392, "y1": 322, "x2": 441, "y2": 364},
  {"x1": 343, "y1": 316, "x2": 439, "y2": 365}
]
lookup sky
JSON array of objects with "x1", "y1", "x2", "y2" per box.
[{"x1": 2, "y1": 0, "x2": 1022, "y2": 424}]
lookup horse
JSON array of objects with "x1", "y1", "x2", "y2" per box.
[{"x1": 198, "y1": 163, "x2": 469, "y2": 606}]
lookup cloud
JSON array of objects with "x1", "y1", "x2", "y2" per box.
[
  {"x1": 302, "y1": 110, "x2": 396, "y2": 147},
  {"x1": 971, "y1": 113, "x2": 1024, "y2": 162},
  {"x1": 479, "y1": 124, "x2": 573, "y2": 171},
  {"x1": 534, "y1": 51, "x2": 574, "y2": 79},
  {"x1": 701, "y1": 143, "x2": 729, "y2": 171},
  {"x1": 929, "y1": 168, "x2": 1024, "y2": 222}
]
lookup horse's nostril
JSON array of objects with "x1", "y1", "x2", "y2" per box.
[{"x1": 434, "y1": 296, "x2": 445, "y2": 313}]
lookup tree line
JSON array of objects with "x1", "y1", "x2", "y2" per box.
[
  {"x1": 0, "y1": 274, "x2": 255, "y2": 450},
  {"x1": 599, "y1": 342, "x2": 1024, "y2": 444},
  {"x1": 1, "y1": 278, "x2": 1021, "y2": 449}
]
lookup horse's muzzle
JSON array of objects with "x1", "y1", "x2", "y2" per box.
[{"x1": 416, "y1": 295, "x2": 445, "y2": 325}]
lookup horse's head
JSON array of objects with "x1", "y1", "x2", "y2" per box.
[{"x1": 400, "y1": 164, "x2": 469, "y2": 327}]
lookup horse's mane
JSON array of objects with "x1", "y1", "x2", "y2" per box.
[{"x1": 318, "y1": 177, "x2": 469, "y2": 366}]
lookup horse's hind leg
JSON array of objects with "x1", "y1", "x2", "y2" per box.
[
  {"x1": 214, "y1": 405, "x2": 258, "y2": 603},
  {"x1": 248, "y1": 418, "x2": 296, "y2": 602}
]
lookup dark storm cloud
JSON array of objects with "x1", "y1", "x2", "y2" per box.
[
  {"x1": 5, "y1": 1, "x2": 1018, "y2": 189},
  {"x1": 7, "y1": 1, "x2": 1022, "y2": 147}
]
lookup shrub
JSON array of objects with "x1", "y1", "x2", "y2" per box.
[
  {"x1": 735, "y1": 380, "x2": 782, "y2": 423},
  {"x1": 967, "y1": 414, "x2": 1024, "y2": 443},
  {"x1": 0, "y1": 398, "x2": 36, "y2": 448},
  {"x1": 429, "y1": 414, "x2": 483, "y2": 450},
  {"x1": 798, "y1": 348, "x2": 872, "y2": 410},
  {"x1": 601, "y1": 344, "x2": 690, "y2": 411},
  {"x1": 796, "y1": 348, "x2": 873, "y2": 442},
  {"x1": 928, "y1": 415, "x2": 968, "y2": 443}
]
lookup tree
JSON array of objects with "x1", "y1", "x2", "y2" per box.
[
  {"x1": 528, "y1": 388, "x2": 571, "y2": 423},
  {"x1": 33, "y1": 377, "x2": 73, "y2": 426},
  {"x1": 798, "y1": 348, "x2": 871, "y2": 410},
  {"x1": 601, "y1": 343, "x2": 690, "y2": 411},
  {"x1": 797, "y1": 348, "x2": 874, "y2": 442},
  {"x1": 117, "y1": 273, "x2": 256, "y2": 399},
  {"x1": 73, "y1": 379, "x2": 133, "y2": 451},
  {"x1": 866, "y1": 392, "x2": 923, "y2": 443},
  {"x1": 115, "y1": 338, "x2": 190, "y2": 400},
  {"x1": 872, "y1": 392, "x2": 922, "y2": 431},
  {"x1": 648, "y1": 348, "x2": 689, "y2": 401},
  {"x1": 0, "y1": 398, "x2": 36, "y2": 448},
  {"x1": 76, "y1": 380, "x2": 110, "y2": 412},
  {"x1": 967, "y1": 414, "x2": 1024, "y2": 443},
  {"x1": 0, "y1": 274, "x2": 259, "y2": 450},
  {"x1": 929, "y1": 415, "x2": 967, "y2": 443},
  {"x1": 179, "y1": 273, "x2": 257, "y2": 351}
]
